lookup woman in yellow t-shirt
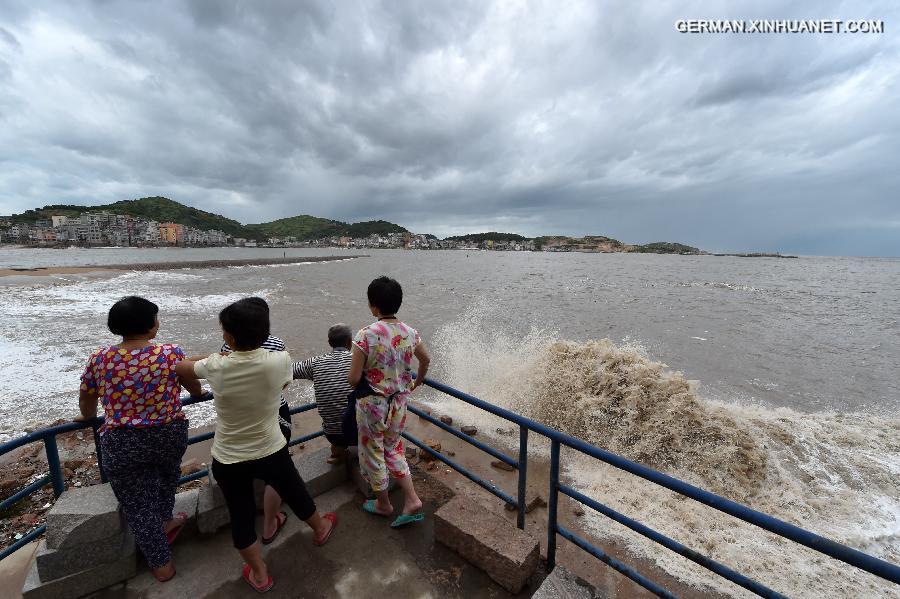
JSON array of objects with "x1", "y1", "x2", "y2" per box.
[{"x1": 177, "y1": 298, "x2": 337, "y2": 593}]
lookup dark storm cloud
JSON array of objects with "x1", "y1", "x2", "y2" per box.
[{"x1": 0, "y1": 0, "x2": 898, "y2": 254}]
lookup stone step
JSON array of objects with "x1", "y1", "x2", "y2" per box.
[
  {"x1": 434, "y1": 495, "x2": 540, "y2": 594},
  {"x1": 532, "y1": 566, "x2": 605, "y2": 599},
  {"x1": 22, "y1": 535, "x2": 136, "y2": 599},
  {"x1": 36, "y1": 529, "x2": 134, "y2": 582},
  {"x1": 44, "y1": 483, "x2": 122, "y2": 550}
]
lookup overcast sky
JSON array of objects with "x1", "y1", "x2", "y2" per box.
[{"x1": 0, "y1": 1, "x2": 897, "y2": 255}]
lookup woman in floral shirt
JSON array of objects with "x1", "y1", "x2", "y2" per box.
[
  {"x1": 348, "y1": 277, "x2": 431, "y2": 528},
  {"x1": 77, "y1": 296, "x2": 202, "y2": 582}
]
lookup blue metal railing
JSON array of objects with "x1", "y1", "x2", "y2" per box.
[
  {"x1": 0, "y1": 393, "x2": 324, "y2": 561},
  {"x1": 3, "y1": 379, "x2": 899, "y2": 597},
  {"x1": 400, "y1": 377, "x2": 900, "y2": 598}
]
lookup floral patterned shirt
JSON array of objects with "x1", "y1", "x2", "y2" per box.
[
  {"x1": 80, "y1": 344, "x2": 186, "y2": 433},
  {"x1": 353, "y1": 321, "x2": 420, "y2": 400}
]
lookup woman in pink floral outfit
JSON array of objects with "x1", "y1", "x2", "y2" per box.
[{"x1": 348, "y1": 276, "x2": 431, "y2": 527}]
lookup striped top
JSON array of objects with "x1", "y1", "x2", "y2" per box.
[{"x1": 292, "y1": 348, "x2": 353, "y2": 434}]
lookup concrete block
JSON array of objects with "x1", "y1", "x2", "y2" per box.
[
  {"x1": 196, "y1": 482, "x2": 230, "y2": 534},
  {"x1": 293, "y1": 446, "x2": 348, "y2": 497},
  {"x1": 45, "y1": 483, "x2": 123, "y2": 550},
  {"x1": 532, "y1": 566, "x2": 604, "y2": 599},
  {"x1": 23, "y1": 537, "x2": 135, "y2": 599},
  {"x1": 435, "y1": 495, "x2": 540, "y2": 594},
  {"x1": 173, "y1": 488, "x2": 200, "y2": 537},
  {"x1": 345, "y1": 450, "x2": 397, "y2": 498},
  {"x1": 36, "y1": 529, "x2": 133, "y2": 582}
]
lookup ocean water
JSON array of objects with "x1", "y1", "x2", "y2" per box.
[{"x1": 0, "y1": 247, "x2": 897, "y2": 596}]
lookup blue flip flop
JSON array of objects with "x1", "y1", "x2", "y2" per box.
[
  {"x1": 390, "y1": 513, "x2": 424, "y2": 528},
  {"x1": 362, "y1": 499, "x2": 391, "y2": 517}
]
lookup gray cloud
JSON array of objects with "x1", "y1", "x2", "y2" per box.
[{"x1": 0, "y1": 0, "x2": 898, "y2": 255}]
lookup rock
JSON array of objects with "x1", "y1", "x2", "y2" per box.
[
  {"x1": 439, "y1": 415, "x2": 453, "y2": 425},
  {"x1": 62, "y1": 468, "x2": 74, "y2": 479},
  {"x1": 405, "y1": 446, "x2": 418, "y2": 459},
  {"x1": 435, "y1": 495, "x2": 540, "y2": 593},
  {"x1": 0, "y1": 475, "x2": 20, "y2": 496},
  {"x1": 461, "y1": 425, "x2": 478, "y2": 436},
  {"x1": 418, "y1": 439, "x2": 441, "y2": 460},
  {"x1": 180, "y1": 458, "x2": 203, "y2": 476},
  {"x1": 62, "y1": 458, "x2": 89, "y2": 471},
  {"x1": 573, "y1": 507, "x2": 585, "y2": 517},
  {"x1": 447, "y1": 451, "x2": 456, "y2": 457},
  {"x1": 490, "y1": 460, "x2": 516, "y2": 472},
  {"x1": 525, "y1": 496, "x2": 547, "y2": 513},
  {"x1": 425, "y1": 461, "x2": 438, "y2": 471},
  {"x1": 44, "y1": 484, "x2": 123, "y2": 550}
]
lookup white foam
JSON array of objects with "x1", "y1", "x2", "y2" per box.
[{"x1": 426, "y1": 302, "x2": 900, "y2": 598}]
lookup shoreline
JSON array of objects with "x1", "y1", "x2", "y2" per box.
[{"x1": 0, "y1": 255, "x2": 367, "y2": 277}]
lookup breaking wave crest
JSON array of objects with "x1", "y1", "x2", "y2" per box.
[{"x1": 428, "y1": 302, "x2": 900, "y2": 597}]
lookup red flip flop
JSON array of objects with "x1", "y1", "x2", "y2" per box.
[
  {"x1": 261, "y1": 511, "x2": 288, "y2": 545},
  {"x1": 242, "y1": 564, "x2": 274, "y2": 593},
  {"x1": 165, "y1": 512, "x2": 189, "y2": 545},
  {"x1": 312, "y1": 512, "x2": 338, "y2": 546}
]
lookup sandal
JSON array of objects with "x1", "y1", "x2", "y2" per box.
[
  {"x1": 261, "y1": 511, "x2": 288, "y2": 545},
  {"x1": 165, "y1": 512, "x2": 189, "y2": 545},
  {"x1": 242, "y1": 564, "x2": 274, "y2": 593},
  {"x1": 390, "y1": 513, "x2": 425, "y2": 528},
  {"x1": 313, "y1": 512, "x2": 338, "y2": 546},
  {"x1": 362, "y1": 499, "x2": 392, "y2": 517}
]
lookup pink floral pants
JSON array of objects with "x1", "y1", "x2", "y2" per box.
[{"x1": 356, "y1": 394, "x2": 410, "y2": 492}]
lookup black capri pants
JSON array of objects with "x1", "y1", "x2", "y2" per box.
[{"x1": 211, "y1": 445, "x2": 316, "y2": 549}]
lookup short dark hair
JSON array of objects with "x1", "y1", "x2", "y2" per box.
[
  {"x1": 219, "y1": 297, "x2": 270, "y2": 350},
  {"x1": 367, "y1": 276, "x2": 403, "y2": 315},
  {"x1": 327, "y1": 323, "x2": 352, "y2": 348},
  {"x1": 108, "y1": 296, "x2": 159, "y2": 337}
]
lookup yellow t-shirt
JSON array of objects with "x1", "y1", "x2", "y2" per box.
[{"x1": 194, "y1": 349, "x2": 292, "y2": 464}]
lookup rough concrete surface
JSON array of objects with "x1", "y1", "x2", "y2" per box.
[
  {"x1": 22, "y1": 537, "x2": 135, "y2": 599},
  {"x1": 88, "y1": 482, "x2": 538, "y2": 599},
  {"x1": 44, "y1": 484, "x2": 122, "y2": 550},
  {"x1": 434, "y1": 495, "x2": 540, "y2": 593},
  {"x1": 532, "y1": 566, "x2": 604, "y2": 599},
  {"x1": 36, "y1": 529, "x2": 134, "y2": 582},
  {"x1": 293, "y1": 447, "x2": 348, "y2": 497}
]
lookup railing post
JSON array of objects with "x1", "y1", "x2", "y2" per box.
[
  {"x1": 91, "y1": 421, "x2": 108, "y2": 483},
  {"x1": 43, "y1": 435, "x2": 65, "y2": 497},
  {"x1": 517, "y1": 426, "x2": 528, "y2": 530},
  {"x1": 547, "y1": 439, "x2": 560, "y2": 571}
]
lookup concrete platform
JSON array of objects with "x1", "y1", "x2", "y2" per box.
[
  {"x1": 532, "y1": 567, "x2": 604, "y2": 599},
  {"x1": 90, "y1": 482, "x2": 542, "y2": 599}
]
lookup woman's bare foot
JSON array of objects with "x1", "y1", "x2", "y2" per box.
[
  {"x1": 402, "y1": 498, "x2": 423, "y2": 516},
  {"x1": 152, "y1": 561, "x2": 176, "y2": 582}
]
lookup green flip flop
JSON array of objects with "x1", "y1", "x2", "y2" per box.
[
  {"x1": 390, "y1": 513, "x2": 425, "y2": 528},
  {"x1": 362, "y1": 499, "x2": 391, "y2": 517}
]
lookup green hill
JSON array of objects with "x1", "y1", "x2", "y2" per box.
[
  {"x1": 444, "y1": 232, "x2": 528, "y2": 243},
  {"x1": 246, "y1": 216, "x2": 408, "y2": 241},
  {"x1": 633, "y1": 241, "x2": 701, "y2": 254},
  {"x1": 11, "y1": 196, "x2": 247, "y2": 237},
  {"x1": 8, "y1": 197, "x2": 409, "y2": 241}
]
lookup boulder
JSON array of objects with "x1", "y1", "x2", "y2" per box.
[
  {"x1": 439, "y1": 415, "x2": 453, "y2": 425},
  {"x1": 418, "y1": 439, "x2": 441, "y2": 460},
  {"x1": 461, "y1": 425, "x2": 478, "y2": 436},
  {"x1": 292, "y1": 446, "x2": 348, "y2": 497}
]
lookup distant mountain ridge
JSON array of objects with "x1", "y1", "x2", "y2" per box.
[
  {"x1": 4, "y1": 196, "x2": 701, "y2": 252},
  {"x1": 6, "y1": 197, "x2": 408, "y2": 241}
]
